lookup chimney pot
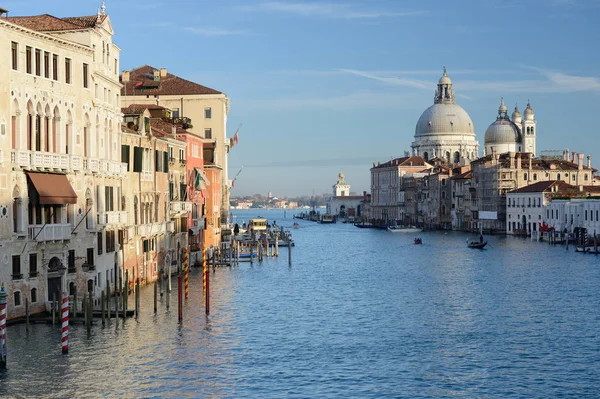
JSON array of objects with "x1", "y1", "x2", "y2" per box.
[
  {"x1": 160, "y1": 68, "x2": 167, "y2": 77},
  {"x1": 588, "y1": 155, "x2": 591, "y2": 168},
  {"x1": 122, "y1": 70, "x2": 130, "y2": 83}
]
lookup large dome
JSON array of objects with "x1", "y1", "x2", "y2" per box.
[
  {"x1": 415, "y1": 103, "x2": 475, "y2": 137},
  {"x1": 484, "y1": 119, "x2": 521, "y2": 144}
]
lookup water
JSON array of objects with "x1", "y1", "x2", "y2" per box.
[{"x1": 2, "y1": 209, "x2": 600, "y2": 398}]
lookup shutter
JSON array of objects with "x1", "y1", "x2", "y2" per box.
[
  {"x1": 121, "y1": 145, "x2": 130, "y2": 171},
  {"x1": 155, "y1": 150, "x2": 160, "y2": 171},
  {"x1": 133, "y1": 147, "x2": 143, "y2": 172},
  {"x1": 163, "y1": 151, "x2": 169, "y2": 173}
]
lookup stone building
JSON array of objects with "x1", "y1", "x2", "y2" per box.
[
  {"x1": 326, "y1": 171, "x2": 363, "y2": 221},
  {"x1": 0, "y1": 5, "x2": 125, "y2": 318}
]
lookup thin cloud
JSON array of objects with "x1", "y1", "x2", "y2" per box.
[
  {"x1": 339, "y1": 69, "x2": 431, "y2": 89},
  {"x1": 244, "y1": 156, "x2": 382, "y2": 168},
  {"x1": 183, "y1": 27, "x2": 249, "y2": 36},
  {"x1": 236, "y1": 2, "x2": 425, "y2": 19}
]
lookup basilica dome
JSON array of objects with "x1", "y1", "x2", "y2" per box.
[
  {"x1": 484, "y1": 98, "x2": 521, "y2": 145},
  {"x1": 415, "y1": 103, "x2": 475, "y2": 137}
]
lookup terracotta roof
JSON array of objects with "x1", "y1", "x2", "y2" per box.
[
  {"x1": 6, "y1": 14, "x2": 104, "y2": 32},
  {"x1": 372, "y1": 155, "x2": 431, "y2": 169},
  {"x1": 150, "y1": 118, "x2": 187, "y2": 136},
  {"x1": 508, "y1": 180, "x2": 600, "y2": 195},
  {"x1": 121, "y1": 65, "x2": 222, "y2": 96},
  {"x1": 451, "y1": 170, "x2": 473, "y2": 180},
  {"x1": 121, "y1": 104, "x2": 164, "y2": 115}
]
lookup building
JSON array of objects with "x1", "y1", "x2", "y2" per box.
[
  {"x1": 1, "y1": 5, "x2": 125, "y2": 318},
  {"x1": 326, "y1": 171, "x2": 363, "y2": 221},
  {"x1": 370, "y1": 156, "x2": 433, "y2": 224},
  {"x1": 411, "y1": 68, "x2": 479, "y2": 164},
  {"x1": 484, "y1": 98, "x2": 537, "y2": 156},
  {"x1": 120, "y1": 65, "x2": 231, "y2": 245}
]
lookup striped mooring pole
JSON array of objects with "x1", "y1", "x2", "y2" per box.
[
  {"x1": 0, "y1": 283, "x2": 7, "y2": 369},
  {"x1": 61, "y1": 292, "x2": 69, "y2": 355},
  {"x1": 184, "y1": 250, "x2": 189, "y2": 300},
  {"x1": 202, "y1": 247, "x2": 207, "y2": 294}
]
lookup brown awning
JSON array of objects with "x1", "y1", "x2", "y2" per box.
[{"x1": 26, "y1": 171, "x2": 77, "y2": 204}]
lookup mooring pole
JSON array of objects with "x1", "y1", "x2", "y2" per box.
[
  {"x1": 61, "y1": 292, "x2": 69, "y2": 355},
  {"x1": 0, "y1": 284, "x2": 7, "y2": 369}
]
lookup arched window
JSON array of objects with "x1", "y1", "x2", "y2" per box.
[
  {"x1": 524, "y1": 173, "x2": 528, "y2": 181},
  {"x1": 531, "y1": 127, "x2": 534, "y2": 135},
  {"x1": 533, "y1": 173, "x2": 537, "y2": 181},
  {"x1": 31, "y1": 288, "x2": 37, "y2": 303},
  {"x1": 14, "y1": 291, "x2": 21, "y2": 306},
  {"x1": 441, "y1": 191, "x2": 446, "y2": 199},
  {"x1": 585, "y1": 174, "x2": 589, "y2": 181},
  {"x1": 423, "y1": 152, "x2": 429, "y2": 161},
  {"x1": 557, "y1": 174, "x2": 560, "y2": 180},
  {"x1": 453, "y1": 151, "x2": 460, "y2": 163},
  {"x1": 69, "y1": 282, "x2": 76, "y2": 296}
]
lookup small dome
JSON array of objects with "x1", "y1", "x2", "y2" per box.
[
  {"x1": 512, "y1": 105, "x2": 521, "y2": 120},
  {"x1": 438, "y1": 66, "x2": 451, "y2": 85},
  {"x1": 524, "y1": 102, "x2": 534, "y2": 118},
  {"x1": 415, "y1": 103, "x2": 475, "y2": 137},
  {"x1": 485, "y1": 119, "x2": 521, "y2": 145},
  {"x1": 499, "y1": 97, "x2": 507, "y2": 113}
]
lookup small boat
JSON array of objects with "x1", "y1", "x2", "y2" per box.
[
  {"x1": 292, "y1": 222, "x2": 300, "y2": 229},
  {"x1": 575, "y1": 245, "x2": 596, "y2": 253},
  {"x1": 319, "y1": 214, "x2": 336, "y2": 224},
  {"x1": 388, "y1": 226, "x2": 422, "y2": 233},
  {"x1": 467, "y1": 239, "x2": 487, "y2": 249},
  {"x1": 248, "y1": 218, "x2": 268, "y2": 231},
  {"x1": 414, "y1": 237, "x2": 423, "y2": 245}
]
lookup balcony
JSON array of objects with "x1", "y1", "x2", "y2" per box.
[
  {"x1": 29, "y1": 224, "x2": 72, "y2": 242},
  {"x1": 166, "y1": 221, "x2": 175, "y2": 233},
  {"x1": 136, "y1": 222, "x2": 166, "y2": 237},
  {"x1": 141, "y1": 170, "x2": 153, "y2": 182},
  {"x1": 98, "y1": 211, "x2": 128, "y2": 225},
  {"x1": 193, "y1": 218, "x2": 205, "y2": 229},
  {"x1": 170, "y1": 201, "x2": 192, "y2": 214},
  {"x1": 12, "y1": 149, "x2": 70, "y2": 171}
]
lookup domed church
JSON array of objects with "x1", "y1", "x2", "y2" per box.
[
  {"x1": 411, "y1": 68, "x2": 479, "y2": 164},
  {"x1": 484, "y1": 98, "x2": 536, "y2": 156}
]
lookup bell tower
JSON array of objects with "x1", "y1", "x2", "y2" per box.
[
  {"x1": 521, "y1": 101, "x2": 536, "y2": 156},
  {"x1": 333, "y1": 171, "x2": 350, "y2": 197}
]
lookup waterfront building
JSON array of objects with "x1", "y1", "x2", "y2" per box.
[
  {"x1": 484, "y1": 98, "x2": 537, "y2": 156},
  {"x1": 450, "y1": 168, "x2": 473, "y2": 231},
  {"x1": 508, "y1": 181, "x2": 600, "y2": 236},
  {"x1": 471, "y1": 150, "x2": 597, "y2": 233},
  {"x1": 326, "y1": 171, "x2": 363, "y2": 221},
  {"x1": 419, "y1": 166, "x2": 452, "y2": 230},
  {"x1": 370, "y1": 156, "x2": 432, "y2": 224},
  {"x1": 411, "y1": 68, "x2": 479, "y2": 164},
  {"x1": 120, "y1": 66, "x2": 230, "y2": 246},
  {"x1": 0, "y1": 5, "x2": 125, "y2": 318}
]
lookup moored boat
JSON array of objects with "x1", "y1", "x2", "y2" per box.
[
  {"x1": 319, "y1": 214, "x2": 336, "y2": 224},
  {"x1": 388, "y1": 226, "x2": 421, "y2": 233}
]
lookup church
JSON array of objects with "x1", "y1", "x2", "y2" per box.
[
  {"x1": 484, "y1": 98, "x2": 536, "y2": 156},
  {"x1": 326, "y1": 171, "x2": 365, "y2": 222}
]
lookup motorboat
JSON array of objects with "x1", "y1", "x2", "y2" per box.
[{"x1": 388, "y1": 226, "x2": 421, "y2": 233}]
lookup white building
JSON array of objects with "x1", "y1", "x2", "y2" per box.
[
  {"x1": 411, "y1": 68, "x2": 479, "y2": 164},
  {"x1": 484, "y1": 98, "x2": 537, "y2": 156},
  {"x1": 1, "y1": 5, "x2": 125, "y2": 319},
  {"x1": 326, "y1": 171, "x2": 363, "y2": 220}
]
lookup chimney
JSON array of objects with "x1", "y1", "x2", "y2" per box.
[
  {"x1": 160, "y1": 68, "x2": 167, "y2": 77},
  {"x1": 0, "y1": 7, "x2": 9, "y2": 17},
  {"x1": 509, "y1": 151, "x2": 515, "y2": 169},
  {"x1": 588, "y1": 155, "x2": 591, "y2": 168},
  {"x1": 578, "y1": 153, "x2": 584, "y2": 170},
  {"x1": 171, "y1": 126, "x2": 176, "y2": 135},
  {"x1": 122, "y1": 70, "x2": 130, "y2": 83},
  {"x1": 572, "y1": 152, "x2": 576, "y2": 163}
]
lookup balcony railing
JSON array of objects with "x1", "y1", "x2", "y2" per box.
[
  {"x1": 136, "y1": 222, "x2": 166, "y2": 237},
  {"x1": 11, "y1": 150, "x2": 126, "y2": 177},
  {"x1": 141, "y1": 171, "x2": 153, "y2": 182},
  {"x1": 166, "y1": 221, "x2": 175, "y2": 233},
  {"x1": 98, "y1": 211, "x2": 128, "y2": 225},
  {"x1": 170, "y1": 201, "x2": 192, "y2": 214},
  {"x1": 29, "y1": 224, "x2": 72, "y2": 242}
]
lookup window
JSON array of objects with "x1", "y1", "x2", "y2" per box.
[
  {"x1": 106, "y1": 231, "x2": 116, "y2": 252},
  {"x1": 31, "y1": 288, "x2": 37, "y2": 303},
  {"x1": 98, "y1": 232, "x2": 103, "y2": 255},
  {"x1": 204, "y1": 108, "x2": 212, "y2": 119},
  {"x1": 441, "y1": 178, "x2": 447, "y2": 186},
  {"x1": 14, "y1": 291, "x2": 21, "y2": 307},
  {"x1": 68, "y1": 250, "x2": 76, "y2": 273},
  {"x1": 29, "y1": 253, "x2": 38, "y2": 277},
  {"x1": 133, "y1": 146, "x2": 143, "y2": 172},
  {"x1": 533, "y1": 173, "x2": 537, "y2": 181},
  {"x1": 105, "y1": 186, "x2": 114, "y2": 212},
  {"x1": 179, "y1": 148, "x2": 185, "y2": 163},
  {"x1": 44, "y1": 51, "x2": 50, "y2": 78},
  {"x1": 83, "y1": 63, "x2": 89, "y2": 88},
  {"x1": 65, "y1": 58, "x2": 71, "y2": 84},
  {"x1": 35, "y1": 49, "x2": 41, "y2": 76},
  {"x1": 52, "y1": 54, "x2": 58, "y2": 80},
  {"x1": 11, "y1": 42, "x2": 18, "y2": 70},
  {"x1": 26, "y1": 46, "x2": 32, "y2": 73},
  {"x1": 204, "y1": 128, "x2": 212, "y2": 139},
  {"x1": 524, "y1": 173, "x2": 528, "y2": 181},
  {"x1": 121, "y1": 145, "x2": 130, "y2": 171},
  {"x1": 171, "y1": 108, "x2": 180, "y2": 118},
  {"x1": 86, "y1": 247, "x2": 94, "y2": 266},
  {"x1": 12, "y1": 255, "x2": 22, "y2": 280}
]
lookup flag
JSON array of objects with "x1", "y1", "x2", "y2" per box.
[
  {"x1": 234, "y1": 132, "x2": 239, "y2": 145},
  {"x1": 231, "y1": 179, "x2": 235, "y2": 187}
]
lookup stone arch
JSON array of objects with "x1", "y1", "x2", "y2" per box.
[
  {"x1": 44, "y1": 103, "x2": 52, "y2": 152},
  {"x1": 453, "y1": 151, "x2": 460, "y2": 163},
  {"x1": 53, "y1": 105, "x2": 60, "y2": 153},
  {"x1": 445, "y1": 151, "x2": 451, "y2": 162}
]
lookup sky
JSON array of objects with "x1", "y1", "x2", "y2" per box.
[{"x1": 8, "y1": 0, "x2": 600, "y2": 197}]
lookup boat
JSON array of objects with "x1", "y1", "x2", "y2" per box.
[
  {"x1": 319, "y1": 214, "x2": 336, "y2": 224},
  {"x1": 354, "y1": 222, "x2": 375, "y2": 228},
  {"x1": 388, "y1": 226, "x2": 422, "y2": 233},
  {"x1": 292, "y1": 222, "x2": 300, "y2": 229},
  {"x1": 414, "y1": 237, "x2": 423, "y2": 245},
  {"x1": 248, "y1": 218, "x2": 268, "y2": 231},
  {"x1": 467, "y1": 240, "x2": 487, "y2": 249}
]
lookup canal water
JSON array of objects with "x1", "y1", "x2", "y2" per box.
[{"x1": 2, "y1": 209, "x2": 600, "y2": 398}]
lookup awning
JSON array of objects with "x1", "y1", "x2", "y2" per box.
[{"x1": 26, "y1": 171, "x2": 77, "y2": 204}]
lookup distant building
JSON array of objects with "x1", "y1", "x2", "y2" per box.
[
  {"x1": 326, "y1": 171, "x2": 363, "y2": 220},
  {"x1": 484, "y1": 98, "x2": 537, "y2": 156}
]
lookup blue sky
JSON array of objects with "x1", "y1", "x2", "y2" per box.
[{"x1": 10, "y1": 0, "x2": 600, "y2": 197}]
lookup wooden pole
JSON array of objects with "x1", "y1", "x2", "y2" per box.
[
  {"x1": 52, "y1": 292, "x2": 56, "y2": 325},
  {"x1": 73, "y1": 290, "x2": 78, "y2": 317},
  {"x1": 101, "y1": 291, "x2": 106, "y2": 325},
  {"x1": 0, "y1": 284, "x2": 6, "y2": 369},
  {"x1": 61, "y1": 292, "x2": 69, "y2": 355},
  {"x1": 275, "y1": 236, "x2": 279, "y2": 257},
  {"x1": 86, "y1": 292, "x2": 91, "y2": 333},
  {"x1": 205, "y1": 255, "x2": 210, "y2": 316},
  {"x1": 288, "y1": 238, "x2": 292, "y2": 266},
  {"x1": 25, "y1": 298, "x2": 29, "y2": 332},
  {"x1": 154, "y1": 281, "x2": 157, "y2": 314},
  {"x1": 177, "y1": 275, "x2": 183, "y2": 322}
]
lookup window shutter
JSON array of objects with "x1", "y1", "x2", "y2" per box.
[
  {"x1": 121, "y1": 145, "x2": 130, "y2": 171},
  {"x1": 155, "y1": 150, "x2": 161, "y2": 172},
  {"x1": 163, "y1": 151, "x2": 169, "y2": 173},
  {"x1": 133, "y1": 147, "x2": 143, "y2": 172}
]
